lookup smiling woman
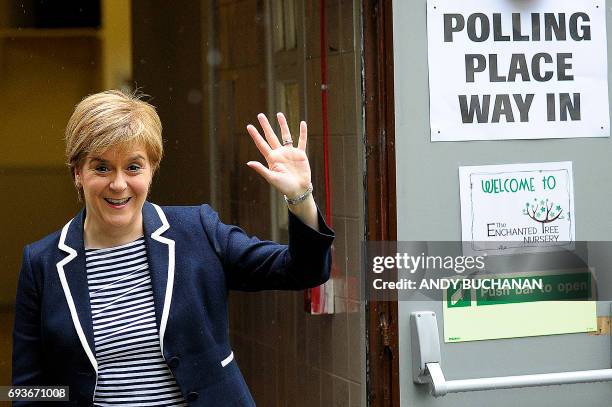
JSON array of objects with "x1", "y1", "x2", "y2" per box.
[
  {"x1": 12, "y1": 89, "x2": 334, "y2": 406},
  {"x1": 65, "y1": 91, "x2": 161, "y2": 249},
  {"x1": 77, "y1": 146, "x2": 152, "y2": 248}
]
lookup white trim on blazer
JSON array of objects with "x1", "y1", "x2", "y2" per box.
[
  {"x1": 150, "y1": 203, "x2": 175, "y2": 355},
  {"x1": 56, "y1": 219, "x2": 98, "y2": 374},
  {"x1": 55, "y1": 203, "x2": 176, "y2": 369},
  {"x1": 221, "y1": 351, "x2": 234, "y2": 367}
]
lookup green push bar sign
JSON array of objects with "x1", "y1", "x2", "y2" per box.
[
  {"x1": 445, "y1": 273, "x2": 591, "y2": 307},
  {"x1": 443, "y1": 272, "x2": 597, "y2": 342}
]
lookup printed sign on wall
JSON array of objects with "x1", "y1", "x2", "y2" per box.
[
  {"x1": 427, "y1": 0, "x2": 609, "y2": 141},
  {"x1": 443, "y1": 295, "x2": 596, "y2": 342},
  {"x1": 459, "y1": 161, "x2": 575, "y2": 254}
]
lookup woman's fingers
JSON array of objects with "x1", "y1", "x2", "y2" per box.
[
  {"x1": 246, "y1": 124, "x2": 272, "y2": 160},
  {"x1": 298, "y1": 121, "x2": 307, "y2": 151},
  {"x1": 277, "y1": 112, "x2": 293, "y2": 146},
  {"x1": 249, "y1": 113, "x2": 307, "y2": 152},
  {"x1": 257, "y1": 113, "x2": 281, "y2": 148}
]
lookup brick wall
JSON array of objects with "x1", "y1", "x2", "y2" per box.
[{"x1": 216, "y1": 1, "x2": 365, "y2": 406}]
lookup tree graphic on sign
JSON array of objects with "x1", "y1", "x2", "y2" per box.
[{"x1": 523, "y1": 198, "x2": 564, "y2": 233}]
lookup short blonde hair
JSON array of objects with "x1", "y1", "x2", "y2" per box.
[{"x1": 65, "y1": 90, "x2": 163, "y2": 197}]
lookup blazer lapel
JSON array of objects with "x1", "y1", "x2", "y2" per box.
[
  {"x1": 142, "y1": 202, "x2": 175, "y2": 354},
  {"x1": 56, "y1": 202, "x2": 176, "y2": 369},
  {"x1": 56, "y1": 208, "x2": 98, "y2": 374}
]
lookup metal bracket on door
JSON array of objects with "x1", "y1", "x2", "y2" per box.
[{"x1": 411, "y1": 308, "x2": 612, "y2": 397}]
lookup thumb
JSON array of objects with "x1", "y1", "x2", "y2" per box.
[{"x1": 246, "y1": 161, "x2": 275, "y2": 184}]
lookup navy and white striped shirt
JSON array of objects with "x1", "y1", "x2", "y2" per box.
[{"x1": 85, "y1": 237, "x2": 187, "y2": 406}]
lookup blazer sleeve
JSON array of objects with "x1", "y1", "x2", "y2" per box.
[
  {"x1": 12, "y1": 245, "x2": 45, "y2": 391},
  {"x1": 199, "y1": 204, "x2": 335, "y2": 291}
]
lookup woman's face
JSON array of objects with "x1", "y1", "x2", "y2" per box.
[{"x1": 75, "y1": 143, "x2": 152, "y2": 235}]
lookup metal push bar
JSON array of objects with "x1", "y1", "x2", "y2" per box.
[
  {"x1": 410, "y1": 310, "x2": 612, "y2": 397},
  {"x1": 425, "y1": 361, "x2": 612, "y2": 397}
]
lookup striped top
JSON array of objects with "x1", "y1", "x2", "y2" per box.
[{"x1": 85, "y1": 237, "x2": 187, "y2": 406}]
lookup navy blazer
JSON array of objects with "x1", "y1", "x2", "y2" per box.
[{"x1": 12, "y1": 201, "x2": 334, "y2": 406}]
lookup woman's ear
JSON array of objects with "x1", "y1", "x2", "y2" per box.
[{"x1": 74, "y1": 167, "x2": 82, "y2": 188}]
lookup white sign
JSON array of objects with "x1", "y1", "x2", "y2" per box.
[
  {"x1": 459, "y1": 162, "x2": 575, "y2": 254},
  {"x1": 427, "y1": 0, "x2": 609, "y2": 141}
]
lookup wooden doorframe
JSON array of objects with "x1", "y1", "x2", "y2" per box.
[{"x1": 363, "y1": 0, "x2": 400, "y2": 406}]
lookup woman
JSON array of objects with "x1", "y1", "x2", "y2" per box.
[{"x1": 12, "y1": 90, "x2": 334, "y2": 406}]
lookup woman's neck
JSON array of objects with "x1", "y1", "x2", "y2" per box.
[{"x1": 83, "y1": 214, "x2": 144, "y2": 249}]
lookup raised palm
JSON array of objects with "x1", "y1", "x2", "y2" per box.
[{"x1": 246, "y1": 113, "x2": 311, "y2": 198}]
